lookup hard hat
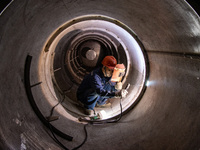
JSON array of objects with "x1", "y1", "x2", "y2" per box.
[{"x1": 101, "y1": 56, "x2": 117, "y2": 69}]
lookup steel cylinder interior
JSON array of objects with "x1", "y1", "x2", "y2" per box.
[{"x1": 40, "y1": 15, "x2": 148, "y2": 121}]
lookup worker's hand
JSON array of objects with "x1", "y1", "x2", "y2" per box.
[
  {"x1": 121, "y1": 89, "x2": 128, "y2": 98},
  {"x1": 115, "y1": 89, "x2": 128, "y2": 98},
  {"x1": 115, "y1": 82, "x2": 122, "y2": 90}
]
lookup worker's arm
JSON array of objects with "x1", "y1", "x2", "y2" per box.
[{"x1": 91, "y1": 73, "x2": 115, "y2": 97}]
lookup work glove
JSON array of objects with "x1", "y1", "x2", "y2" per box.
[
  {"x1": 121, "y1": 89, "x2": 128, "y2": 98},
  {"x1": 115, "y1": 82, "x2": 122, "y2": 90},
  {"x1": 115, "y1": 89, "x2": 128, "y2": 98}
]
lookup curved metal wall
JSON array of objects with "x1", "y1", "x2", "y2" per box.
[{"x1": 0, "y1": 0, "x2": 200, "y2": 149}]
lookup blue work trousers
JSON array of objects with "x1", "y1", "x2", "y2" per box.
[{"x1": 78, "y1": 89, "x2": 113, "y2": 110}]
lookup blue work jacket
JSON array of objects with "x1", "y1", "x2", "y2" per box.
[{"x1": 77, "y1": 67, "x2": 116, "y2": 101}]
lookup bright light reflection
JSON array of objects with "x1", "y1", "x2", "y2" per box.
[
  {"x1": 98, "y1": 110, "x2": 107, "y2": 119},
  {"x1": 146, "y1": 80, "x2": 156, "y2": 87}
]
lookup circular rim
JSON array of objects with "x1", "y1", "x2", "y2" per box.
[{"x1": 39, "y1": 15, "x2": 149, "y2": 123}]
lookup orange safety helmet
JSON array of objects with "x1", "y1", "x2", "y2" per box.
[{"x1": 101, "y1": 56, "x2": 117, "y2": 69}]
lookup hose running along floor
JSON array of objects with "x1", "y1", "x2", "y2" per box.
[{"x1": 0, "y1": 0, "x2": 200, "y2": 150}]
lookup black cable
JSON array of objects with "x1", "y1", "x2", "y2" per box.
[
  {"x1": 49, "y1": 95, "x2": 64, "y2": 118},
  {"x1": 47, "y1": 94, "x2": 89, "y2": 150},
  {"x1": 24, "y1": 55, "x2": 88, "y2": 150},
  {"x1": 72, "y1": 124, "x2": 88, "y2": 150},
  {"x1": 24, "y1": 55, "x2": 73, "y2": 141},
  {"x1": 48, "y1": 123, "x2": 69, "y2": 150},
  {"x1": 46, "y1": 94, "x2": 71, "y2": 150}
]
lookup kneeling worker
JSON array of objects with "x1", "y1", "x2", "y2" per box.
[{"x1": 76, "y1": 56, "x2": 128, "y2": 115}]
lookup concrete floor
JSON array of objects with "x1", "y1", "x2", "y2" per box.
[{"x1": 0, "y1": 0, "x2": 200, "y2": 150}]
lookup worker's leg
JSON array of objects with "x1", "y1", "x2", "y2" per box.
[
  {"x1": 97, "y1": 97, "x2": 108, "y2": 105},
  {"x1": 84, "y1": 92, "x2": 100, "y2": 110},
  {"x1": 77, "y1": 89, "x2": 100, "y2": 110}
]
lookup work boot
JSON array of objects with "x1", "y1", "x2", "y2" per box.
[{"x1": 96, "y1": 103, "x2": 111, "y2": 108}]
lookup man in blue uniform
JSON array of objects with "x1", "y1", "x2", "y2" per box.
[{"x1": 77, "y1": 56, "x2": 127, "y2": 115}]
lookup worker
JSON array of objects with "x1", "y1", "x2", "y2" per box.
[{"x1": 76, "y1": 56, "x2": 128, "y2": 115}]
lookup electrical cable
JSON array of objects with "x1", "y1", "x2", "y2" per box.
[
  {"x1": 46, "y1": 95, "x2": 69, "y2": 149},
  {"x1": 24, "y1": 55, "x2": 73, "y2": 141},
  {"x1": 48, "y1": 115, "x2": 88, "y2": 150},
  {"x1": 49, "y1": 95, "x2": 64, "y2": 118},
  {"x1": 48, "y1": 123, "x2": 69, "y2": 150},
  {"x1": 72, "y1": 124, "x2": 88, "y2": 150},
  {"x1": 47, "y1": 94, "x2": 89, "y2": 150}
]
